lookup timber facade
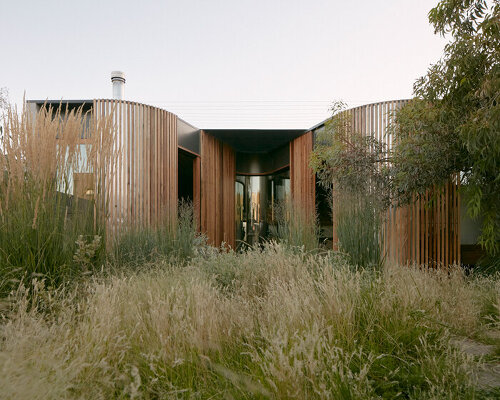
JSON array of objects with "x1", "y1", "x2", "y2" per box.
[{"x1": 27, "y1": 98, "x2": 479, "y2": 267}]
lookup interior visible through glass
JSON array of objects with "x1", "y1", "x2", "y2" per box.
[{"x1": 235, "y1": 168, "x2": 290, "y2": 248}]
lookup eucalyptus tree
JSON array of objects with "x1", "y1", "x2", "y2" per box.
[
  {"x1": 313, "y1": 0, "x2": 499, "y2": 256},
  {"x1": 391, "y1": 0, "x2": 499, "y2": 255}
]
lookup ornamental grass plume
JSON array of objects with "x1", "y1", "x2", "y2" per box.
[{"x1": 0, "y1": 100, "x2": 117, "y2": 295}]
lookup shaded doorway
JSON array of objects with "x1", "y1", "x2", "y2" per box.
[
  {"x1": 316, "y1": 176, "x2": 333, "y2": 247},
  {"x1": 235, "y1": 168, "x2": 290, "y2": 248},
  {"x1": 178, "y1": 149, "x2": 195, "y2": 202},
  {"x1": 178, "y1": 148, "x2": 201, "y2": 227}
]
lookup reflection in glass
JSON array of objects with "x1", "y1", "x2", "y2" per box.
[{"x1": 235, "y1": 169, "x2": 290, "y2": 248}]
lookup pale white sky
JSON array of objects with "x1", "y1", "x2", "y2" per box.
[{"x1": 1, "y1": 0, "x2": 447, "y2": 129}]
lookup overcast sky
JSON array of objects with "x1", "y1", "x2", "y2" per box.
[{"x1": 1, "y1": 0, "x2": 447, "y2": 129}]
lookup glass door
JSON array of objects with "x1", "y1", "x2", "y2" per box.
[{"x1": 235, "y1": 168, "x2": 290, "y2": 249}]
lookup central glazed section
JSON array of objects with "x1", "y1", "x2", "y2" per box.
[
  {"x1": 235, "y1": 170, "x2": 290, "y2": 247},
  {"x1": 200, "y1": 129, "x2": 314, "y2": 248}
]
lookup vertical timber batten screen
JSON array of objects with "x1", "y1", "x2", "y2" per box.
[
  {"x1": 200, "y1": 131, "x2": 235, "y2": 248},
  {"x1": 290, "y1": 131, "x2": 315, "y2": 217},
  {"x1": 335, "y1": 100, "x2": 460, "y2": 267},
  {"x1": 93, "y1": 99, "x2": 178, "y2": 234}
]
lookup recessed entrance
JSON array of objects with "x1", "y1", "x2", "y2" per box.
[
  {"x1": 178, "y1": 149, "x2": 195, "y2": 202},
  {"x1": 235, "y1": 168, "x2": 290, "y2": 248}
]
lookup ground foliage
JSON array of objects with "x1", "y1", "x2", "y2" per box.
[
  {"x1": 1, "y1": 244, "x2": 499, "y2": 399},
  {"x1": 392, "y1": 0, "x2": 500, "y2": 254},
  {"x1": 313, "y1": 0, "x2": 500, "y2": 256},
  {"x1": 311, "y1": 101, "x2": 388, "y2": 268},
  {"x1": 0, "y1": 103, "x2": 116, "y2": 296}
]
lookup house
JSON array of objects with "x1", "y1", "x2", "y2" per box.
[{"x1": 27, "y1": 72, "x2": 482, "y2": 267}]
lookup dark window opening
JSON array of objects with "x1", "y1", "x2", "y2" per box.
[
  {"x1": 178, "y1": 149, "x2": 195, "y2": 203},
  {"x1": 316, "y1": 175, "x2": 333, "y2": 246}
]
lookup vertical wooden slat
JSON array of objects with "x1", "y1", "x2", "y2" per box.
[
  {"x1": 132, "y1": 103, "x2": 137, "y2": 224},
  {"x1": 440, "y1": 186, "x2": 444, "y2": 266},
  {"x1": 162, "y1": 110, "x2": 166, "y2": 222},
  {"x1": 172, "y1": 114, "x2": 175, "y2": 222},
  {"x1": 125, "y1": 101, "x2": 129, "y2": 225},
  {"x1": 107, "y1": 100, "x2": 115, "y2": 234},
  {"x1": 215, "y1": 139, "x2": 221, "y2": 245},
  {"x1": 452, "y1": 180, "x2": 456, "y2": 264},
  {"x1": 221, "y1": 143, "x2": 235, "y2": 247},
  {"x1": 139, "y1": 103, "x2": 142, "y2": 224},
  {"x1": 168, "y1": 112, "x2": 172, "y2": 224},
  {"x1": 426, "y1": 191, "x2": 430, "y2": 266},
  {"x1": 456, "y1": 176, "x2": 461, "y2": 265},
  {"x1": 119, "y1": 100, "x2": 123, "y2": 232},
  {"x1": 143, "y1": 103, "x2": 146, "y2": 225},
  {"x1": 290, "y1": 131, "x2": 315, "y2": 218},
  {"x1": 445, "y1": 182, "x2": 449, "y2": 266},
  {"x1": 167, "y1": 112, "x2": 171, "y2": 223},
  {"x1": 173, "y1": 116, "x2": 178, "y2": 224},
  {"x1": 151, "y1": 108, "x2": 156, "y2": 224},
  {"x1": 145, "y1": 104, "x2": 149, "y2": 225},
  {"x1": 420, "y1": 195, "x2": 425, "y2": 265},
  {"x1": 416, "y1": 194, "x2": 420, "y2": 265},
  {"x1": 145, "y1": 104, "x2": 150, "y2": 225},
  {"x1": 135, "y1": 103, "x2": 140, "y2": 225},
  {"x1": 452, "y1": 180, "x2": 455, "y2": 264},
  {"x1": 153, "y1": 107, "x2": 157, "y2": 224},
  {"x1": 161, "y1": 109, "x2": 165, "y2": 224}
]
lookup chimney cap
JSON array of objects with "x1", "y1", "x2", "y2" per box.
[{"x1": 111, "y1": 71, "x2": 125, "y2": 83}]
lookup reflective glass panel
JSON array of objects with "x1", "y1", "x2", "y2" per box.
[{"x1": 235, "y1": 168, "x2": 290, "y2": 248}]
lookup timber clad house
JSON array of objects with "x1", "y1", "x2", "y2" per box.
[{"x1": 27, "y1": 72, "x2": 483, "y2": 268}]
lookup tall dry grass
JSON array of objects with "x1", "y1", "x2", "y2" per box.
[
  {"x1": 0, "y1": 102, "x2": 117, "y2": 295},
  {"x1": 112, "y1": 200, "x2": 205, "y2": 267},
  {"x1": 334, "y1": 193, "x2": 383, "y2": 269},
  {"x1": 1, "y1": 244, "x2": 498, "y2": 399},
  {"x1": 272, "y1": 198, "x2": 320, "y2": 252}
]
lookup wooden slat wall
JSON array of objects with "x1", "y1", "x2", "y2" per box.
[
  {"x1": 290, "y1": 131, "x2": 315, "y2": 217},
  {"x1": 404, "y1": 178, "x2": 461, "y2": 267},
  {"x1": 336, "y1": 100, "x2": 460, "y2": 267},
  {"x1": 200, "y1": 131, "x2": 236, "y2": 248},
  {"x1": 93, "y1": 99, "x2": 178, "y2": 234}
]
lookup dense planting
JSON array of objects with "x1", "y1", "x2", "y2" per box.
[{"x1": 1, "y1": 244, "x2": 499, "y2": 399}]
